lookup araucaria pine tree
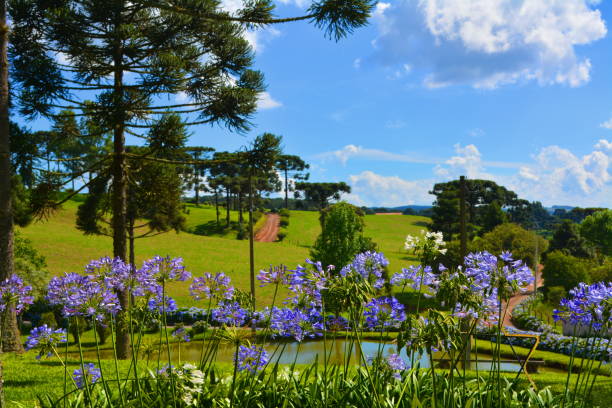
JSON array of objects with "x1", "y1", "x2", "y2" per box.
[{"x1": 8, "y1": 0, "x2": 376, "y2": 360}]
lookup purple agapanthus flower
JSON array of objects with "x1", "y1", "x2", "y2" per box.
[
  {"x1": 284, "y1": 263, "x2": 326, "y2": 308},
  {"x1": 86, "y1": 256, "x2": 131, "y2": 290},
  {"x1": 364, "y1": 297, "x2": 406, "y2": 330},
  {"x1": 390, "y1": 265, "x2": 439, "y2": 296},
  {"x1": 553, "y1": 282, "x2": 612, "y2": 330},
  {"x1": 73, "y1": 363, "x2": 101, "y2": 389},
  {"x1": 190, "y1": 272, "x2": 234, "y2": 301},
  {"x1": 47, "y1": 273, "x2": 121, "y2": 321},
  {"x1": 367, "y1": 353, "x2": 408, "y2": 380},
  {"x1": 464, "y1": 251, "x2": 533, "y2": 294},
  {"x1": 257, "y1": 265, "x2": 289, "y2": 287},
  {"x1": 270, "y1": 307, "x2": 323, "y2": 342},
  {"x1": 340, "y1": 251, "x2": 389, "y2": 280},
  {"x1": 235, "y1": 344, "x2": 269, "y2": 374},
  {"x1": 0, "y1": 274, "x2": 33, "y2": 314},
  {"x1": 212, "y1": 301, "x2": 248, "y2": 327},
  {"x1": 147, "y1": 294, "x2": 177, "y2": 314},
  {"x1": 172, "y1": 326, "x2": 191, "y2": 342},
  {"x1": 325, "y1": 315, "x2": 351, "y2": 331},
  {"x1": 24, "y1": 324, "x2": 67, "y2": 359},
  {"x1": 140, "y1": 256, "x2": 191, "y2": 282}
]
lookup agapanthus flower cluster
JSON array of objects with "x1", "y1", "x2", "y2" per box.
[
  {"x1": 24, "y1": 324, "x2": 67, "y2": 359},
  {"x1": 257, "y1": 265, "x2": 289, "y2": 287},
  {"x1": 190, "y1": 272, "x2": 234, "y2": 301},
  {"x1": 404, "y1": 230, "x2": 447, "y2": 254},
  {"x1": 464, "y1": 251, "x2": 533, "y2": 299},
  {"x1": 0, "y1": 274, "x2": 33, "y2": 314},
  {"x1": 86, "y1": 256, "x2": 130, "y2": 289},
  {"x1": 235, "y1": 344, "x2": 269, "y2": 374},
  {"x1": 368, "y1": 353, "x2": 408, "y2": 380},
  {"x1": 553, "y1": 282, "x2": 612, "y2": 330},
  {"x1": 73, "y1": 363, "x2": 101, "y2": 389},
  {"x1": 391, "y1": 265, "x2": 439, "y2": 296},
  {"x1": 141, "y1": 256, "x2": 191, "y2": 282},
  {"x1": 148, "y1": 294, "x2": 177, "y2": 314},
  {"x1": 212, "y1": 301, "x2": 248, "y2": 327},
  {"x1": 284, "y1": 262, "x2": 327, "y2": 308},
  {"x1": 270, "y1": 307, "x2": 323, "y2": 342},
  {"x1": 325, "y1": 315, "x2": 351, "y2": 331},
  {"x1": 340, "y1": 251, "x2": 389, "y2": 289},
  {"x1": 172, "y1": 326, "x2": 191, "y2": 342},
  {"x1": 47, "y1": 273, "x2": 120, "y2": 321},
  {"x1": 363, "y1": 297, "x2": 406, "y2": 330}
]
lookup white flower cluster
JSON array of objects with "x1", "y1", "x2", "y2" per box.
[{"x1": 404, "y1": 230, "x2": 447, "y2": 255}]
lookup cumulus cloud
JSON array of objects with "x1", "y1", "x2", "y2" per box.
[
  {"x1": 346, "y1": 171, "x2": 434, "y2": 207},
  {"x1": 600, "y1": 118, "x2": 612, "y2": 129},
  {"x1": 257, "y1": 92, "x2": 282, "y2": 110},
  {"x1": 509, "y1": 141, "x2": 611, "y2": 204},
  {"x1": 370, "y1": 0, "x2": 606, "y2": 89},
  {"x1": 322, "y1": 140, "x2": 611, "y2": 207}
]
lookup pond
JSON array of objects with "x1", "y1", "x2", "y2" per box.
[{"x1": 80, "y1": 338, "x2": 562, "y2": 373}]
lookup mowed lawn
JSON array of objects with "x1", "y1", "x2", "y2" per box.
[{"x1": 18, "y1": 201, "x2": 428, "y2": 307}]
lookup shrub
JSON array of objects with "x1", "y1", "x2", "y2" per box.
[
  {"x1": 39, "y1": 311, "x2": 58, "y2": 329},
  {"x1": 276, "y1": 228, "x2": 287, "y2": 241},
  {"x1": 543, "y1": 251, "x2": 590, "y2": 292},
  {"x1": 472, "y1": 223, "x2": 548, "y2": 268},
  {"x1": 279, "y1": 217, "x2": 289, "y2": 227},
  {"x1": 310, "y1": 202, "x2": 376, "y2": 269},
  {"x1": 547, "y1": 286, "x2": 566, "y2": 305},
  {"x1": 191, "y1": 320, "x2": 209, "y2": 335},
  {"x1": 278, "y1": 208, "x2": 290, "y2": 217}
]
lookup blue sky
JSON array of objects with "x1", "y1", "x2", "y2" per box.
[{"x1": 20, "y1": 1, "x2": 612, "y2": 208}]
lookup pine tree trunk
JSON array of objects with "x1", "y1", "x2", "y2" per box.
[
  {"x1": 238, "y1": 190, "x2": 243, "y2": 225},
  {"x1": 226, "y1": 187, "x2": 230, "y2": 227},
  {"x1": 129, "y1": 217, "x2": 135, "y2": 272},
  {"x1": 214, "y1": 188, "x2": 219, "y2": 226},
  {"x1": 285, "y1": 167, "x2": 289, "y2": 209},
  {"x1": 0, "y1": 0, "x2": 23, "y2": 356},
  {"x1": 111, "y1": 24, "x2": 130, "y2": 360}
]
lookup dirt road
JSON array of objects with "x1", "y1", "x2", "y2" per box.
[
  {"x1": 503, "y1": 267, "x2": 543, "y2": 329},
  {"x1": 255, "y1": 213, "x2": 280, "y2": 242}
]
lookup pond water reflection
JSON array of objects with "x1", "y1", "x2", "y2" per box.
[{"x1": 81, "y1": 338, "x2": 561, "y2": 373}]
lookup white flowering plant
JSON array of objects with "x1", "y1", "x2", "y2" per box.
[{"x1": 404, "y1": 230, "x2": 447, "y2": 265}]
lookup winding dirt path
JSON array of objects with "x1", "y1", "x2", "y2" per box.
[
  {"x1": 254, "y1": 213, "x2": 280, "y2": 242},
  {"x1": 503, "y1": 266, "x2": 543, "y2": 329}
]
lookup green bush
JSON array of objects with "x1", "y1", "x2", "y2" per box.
[
  {"x1": 546, "y1": 286, "x2": 566, "y2": 305},
  {"x1": 276, "y1": 228, "x2": 287, "y2": 241},
  {"x1": 590, "y1": 259, "x2": 612, "y2": 282},
  {"x1": 472, "y1": 223, "x2": 548, "y2": 268},
  {"x1": 279, "y1": 217, "x2": 289, "y2": 227},
  {"x1": 310, "y1": 202, "x2": 376, "y2": 269},
  {"x1": 278, "y1": 208, "x2": 290, "y2": 217},
  {"x1": 191, "y1": 320, "x2": 209, "y2": 335},
  {"x1": 39, "y1": 311, "x2": 58, "y2": 329},
  {"x1": 543, "y1": 251, "x2": 590, "y2": 292}
]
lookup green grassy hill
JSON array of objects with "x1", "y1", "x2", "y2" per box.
[{"x1": 18, "y1": 201, "x2": 429, "y2": 307}]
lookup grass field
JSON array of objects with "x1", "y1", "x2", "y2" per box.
[{"x1": 17, "y1": 201, "x2": 427, "y2": 307}]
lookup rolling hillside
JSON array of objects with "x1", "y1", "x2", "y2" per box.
[{"x1": 18, "y1": 201, "x2": 429, "y2": 307}]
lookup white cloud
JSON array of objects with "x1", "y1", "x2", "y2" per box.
[
  {"x1": 508, "y1": 141, "x2": 611, "y2": 205},
  {"x1": 346, "y1": 171, "x2": 434, "y2": 207},
  {"x1": 370, "y1": 0, "x2": 606, "y2": 89},
  {"x1": 600, "y1": 118, "x2": 612, "y2": 129},
  {"x1": 320, "y1": 140, "x2": 611, "y2": 207},
  {"x1": 316, "y1": 144, "x2": 439, "y2": 166},
  {"x1": 595, "y1": 139, "x2": 612, "y2": 152},
  {"x1": 257, "y1": 92, "x2": 282, "y2": 110},
  {"x1": 434, "y1": 143, "x2": 493, "y2": 179}
]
